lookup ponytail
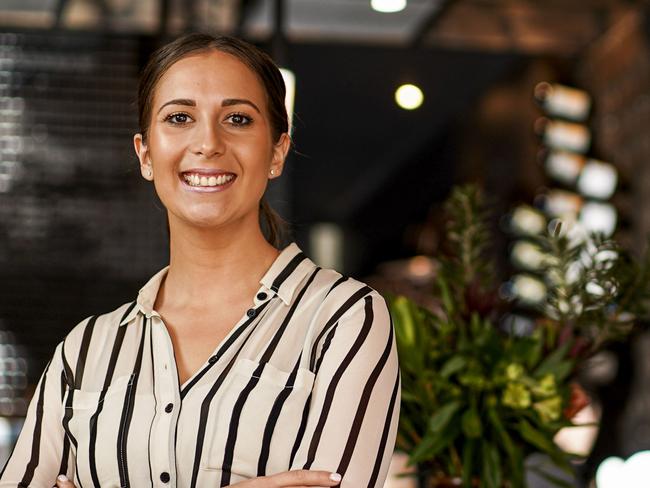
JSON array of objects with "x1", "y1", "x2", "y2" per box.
[{"x1": 259, "y1": 198, "x2": 288, "y2": 248}]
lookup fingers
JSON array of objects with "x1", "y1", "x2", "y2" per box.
[
  {"x1": 55, "y1": 474, "x2": 77, "y2": 488},
  {"x1": 266, "y1": 469, "x2": 342, "y2": 487}
]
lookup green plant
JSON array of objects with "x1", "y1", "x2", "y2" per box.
[{"x1": 390, "y1": 185, "x2": 650, "y2": 488}]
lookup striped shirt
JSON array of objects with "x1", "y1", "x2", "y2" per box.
[{"x1": 0, "y1": 242, "x2": 401, "y2": 488}]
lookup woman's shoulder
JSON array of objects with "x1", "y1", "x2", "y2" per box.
[
  {"x1": 317, "y1": 266, "x2": 386, "y2": 303},
  {"x1": 61, "y1": 300, "x2": 138, "y2": 351},
  {"x1": 310, "y1": 266, "x2": 389, "y2": 326}
]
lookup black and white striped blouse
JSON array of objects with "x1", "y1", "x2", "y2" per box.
[{"x1": 0, "y1": 242, "x2": 401, "y2": 488}]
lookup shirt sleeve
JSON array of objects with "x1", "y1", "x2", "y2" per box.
[
  {"x1": 0, "y1": 340, "x2": 73, "y2": 487},
  {"x1": 289, "y1": 290, "x2": 401, "y2": 488}
]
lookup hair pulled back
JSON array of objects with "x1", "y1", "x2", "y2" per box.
[{"x1": 136, "y1": 33, "x2": 289, "y2": 247}]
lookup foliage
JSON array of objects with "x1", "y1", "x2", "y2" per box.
[{"x1": 389, "y1": 185, "x2": 650, "y2": 487}]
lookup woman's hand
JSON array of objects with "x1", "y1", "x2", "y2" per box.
[
  {"x1": 54, "y1": 474, "x2": 75, "y2": 488},
  {"x1": 230, "y1": 470, "x2": 342, "y2": 487},
  {"x1": 53, "y1": 470, "x2": 342, "y2": 488}
]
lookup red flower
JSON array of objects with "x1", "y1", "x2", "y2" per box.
[{"x1": 564, "y1": 382, "x2": 590, "y2": 419}]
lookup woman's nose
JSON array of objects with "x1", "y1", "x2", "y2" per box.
[{"x1": 192, "y1": 121, "x2": 224, "y2": 158}]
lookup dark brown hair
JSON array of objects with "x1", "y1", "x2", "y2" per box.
[{"x1": 137, "y1": 33, "x2": 289, "y2": 247}]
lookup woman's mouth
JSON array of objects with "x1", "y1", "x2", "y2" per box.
[{"x1": 180, "y1": 171, "x2": 237, "y2": 191}]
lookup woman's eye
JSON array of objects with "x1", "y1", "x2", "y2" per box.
[
  {"x1": 227, "y1": 113, "x2": 252, "y2": 126},
  {"x1": 164, "y1": 113, "x2": 191, "y2": 124}
]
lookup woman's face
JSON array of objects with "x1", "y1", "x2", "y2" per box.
[{"x1": 134, "y1": 50, "x2": 290, "y2": 230}]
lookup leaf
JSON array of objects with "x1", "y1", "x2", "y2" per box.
[
  {"x1": 461, "y1": 440, "x2": 475, "y2": 488},
  {"x1": 551, "y1": 360, "x2": 574, "y2": 382},
  {"x1": 437, "y1": 275, "x2": 455, "y2": 317},
  {"x1": 527, "y1": 328, "x2": 544, "y2": 369},
  {"x1": 392, "y1": 296, "x2": 417, "y2": 348},
  {"x1": 481, "y1": 440, "x2": 502, "y2": 488},
  {"x1": 461, "y1": 407, "x2": 482, "y2": 438},
  {"x1": 487, "y1": 407, "x2": 524, "y2": 487},
  {"x1": 518, "y1": 419, "x2": 571, "y2": 472},
  {"x1": 400, "y1": 390, "x2": 421, "y2": 404},
  {"x1": 534, "y1": 341, "x2": 572, "y2": 378},
  {"x1": 408, "y1": 433, "x2": 436, "y2": 465},
  {"x1": 429, "y1": 401, "x2": 462, "y2": 434},
  {"x1": 440, "y1": 356, "x2": 466, "y2": 378},
  {"x1": 410, "y1": 421, "x2": 462, "y2": 464}
]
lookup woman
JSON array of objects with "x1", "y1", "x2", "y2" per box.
[{"x1": 0, "y1": 33, "x2": 400, "y2": 488}]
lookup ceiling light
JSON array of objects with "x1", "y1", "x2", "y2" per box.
[
  {"x1": 509, "y1": 274, "x2": 547, "y2": 304},
  {"x1": 534, "y1": 82, "x2": 591, "y2": 121},
  {"x1": 510, "y1": 241, "x2": 547, "y2": 271},
  {"x1": 577, "y1": 159, "x2": 618, "y2": 200},
  {"x1": 542, "y1": 190, "x2": 583, "y2": 218},
  {"x1": 597, "y1": 452, "x2": 650, "y2": 488},
  {"x1": 395, "y1": 84, "x2": 423, "y2": 110},
  {"x1": 371, "y1": 0, "x2": 407, "y2": 13},
  {"x1": 579, "y1": 202, "x2": 617, "y2": 236},
  {"x1": 509, "y1": 205, "x2": 547, "y2": 236}
]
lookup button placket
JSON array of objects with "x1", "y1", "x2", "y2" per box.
[{"x1": 151, "y1": 316, "x2": 180, "y2": 488}]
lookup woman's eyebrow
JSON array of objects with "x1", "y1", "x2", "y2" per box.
[
  {"x1": 222, "y1": 98, "x2": 261, "y2": 114},
  {"x1": 156, "y1": 98, "x2": 261, "y2": 114},
  {"x1": 157, "y1": 98, "x2": 195, "y2": 114}
]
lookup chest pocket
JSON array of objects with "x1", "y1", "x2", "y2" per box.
[
  {"x1": 62, "y1": 374, "x2": 138, "y2": 487},
  {"x1": 203, "y1": 358, "x2": 315, "y2": 478}
]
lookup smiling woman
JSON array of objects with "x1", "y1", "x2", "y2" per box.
[{"x1": 0, "y1": 33, "x2": 400, "y2": 488}]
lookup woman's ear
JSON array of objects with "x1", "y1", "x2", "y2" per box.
[
  {"x1": 133, "y1": 133, "x2": 154, "y2": 181},
  {"x1": 269, "y1": 132, "x2": 291, "y2": 179}
]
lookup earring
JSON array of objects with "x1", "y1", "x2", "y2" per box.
[
  {"x1": 270, "y1": 169, "x2": 275, "y2": 176},
  {"x1": 146, "y1": 168, "x2": 153, "y2": 178}
]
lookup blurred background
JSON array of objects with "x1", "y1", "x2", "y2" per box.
[{"x1": 1, "y1": 0, "x2": 650, "y2": 486}]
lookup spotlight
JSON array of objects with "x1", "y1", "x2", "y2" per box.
[
  {"x1": 544, "y1": 150, "x2": 585, "y2": 185},
  {"x1": 509, "y1": 274, "x2": 547, "y2": 304},
  {"x1": 395, "y1": 84, "x2": 423, "y2": 110},
  {"x1": 509, "y1": 205, "x2": 547, "y2": 236},
  {"x1": 577, "y1": 159, "x2": 618, "y2": 200},
  {"x1": 597, "y1": 451, "x2": 650, "y2": 488},
  {"x1": 542, "y1": 190, "x2": 583, "y2": 218},
  {"x1": 535, "y1": 118, "x2": 591, "y2": 153},
  {"x1": 371, "y1": 0, "x2": 407, "y2": 13},
  {"x1": 510, "y1": 241, "x2": 548, "y2": 271},
  {"x1": 534, "y1": 82, "x2": 591, "y2": 121},
  {"x1": 579, "y1": 202, "x2": 617, "y2": 237}
]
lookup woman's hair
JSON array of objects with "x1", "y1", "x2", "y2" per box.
[{"x1": 137, "y1": 33, "x2": 289, "y2": 248}]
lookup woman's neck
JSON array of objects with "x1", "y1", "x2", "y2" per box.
[{"x1": 155, "y1": 214, "x2": 280, "y2": 311}]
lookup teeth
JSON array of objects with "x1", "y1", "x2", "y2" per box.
[{"x1": 183, "y1": 172, "x2": 234, "y2": 187}]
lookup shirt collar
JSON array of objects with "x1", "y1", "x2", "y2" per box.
[{"x1": 119, "y1": 241, "x2": 313, "y2": 326}]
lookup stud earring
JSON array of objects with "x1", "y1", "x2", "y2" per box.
[
  {"x1": 146, "y1": 168, "x2": 153, "y2": 178},
  {"x1": 270, "y1": 169, "x2": 275, "y2": 176}
]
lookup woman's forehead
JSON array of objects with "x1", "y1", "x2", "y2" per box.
[{"x1": 153, "y1": 50, "x2": 267, "y2": 108}]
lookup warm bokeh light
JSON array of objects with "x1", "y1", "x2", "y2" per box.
[
  {"x1": 371, "y1": 0, "x2": 407, "y2": 13},
  {"x1": 597, "y1": 451, "x2": 650, "y2": 488},
  {"x1": 279, "y1": 68, "x2": 295, "y2": 136},
  {"x1": 510, "y1": 205, "x2": 547, "y2": 236},
  {"x1": 577, "y1": 159, "x2": 618, "y2": 200},
  {"x1": 395, "y1": 83, "x2": 423, "y2": 110},
  {"x1": 579, "y1": 201, "x2": 618, "y2": 236}
]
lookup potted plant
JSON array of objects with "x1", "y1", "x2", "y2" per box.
[{"x1": 389, "y1": 185, "x2": 649, "y2": 487}]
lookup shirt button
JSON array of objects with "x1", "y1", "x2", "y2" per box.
[
  {"x1": 208, "y1": 356, "x2": 218, "y2": 364},
  {"x1": 246, "y1": 308, "x2": 256, "y2": 318},
  {"x1": 160, "y1": 472, "x2": 170, "y2": 483},
  {"x1": 164, "y1": 403, "x2": 173, "y2": 413},
  {"x1": 256, "y1": 292, "x2": 268, "y2": 300}
]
